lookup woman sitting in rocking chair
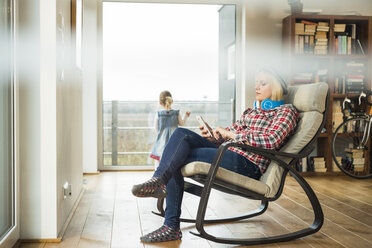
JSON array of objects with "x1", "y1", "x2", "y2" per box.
[{"x1": 132, "y1": 69, "x2": 300, "y2": 243}]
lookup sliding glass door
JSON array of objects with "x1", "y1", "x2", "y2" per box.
[
  {"x1": 0, "y1": 0, "x2": 14, "y2": 243},
  {"x1": 101, "y1": 2, "x2": 236, "y2": 169}
]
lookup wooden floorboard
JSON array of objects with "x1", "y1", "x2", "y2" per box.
[{"x1": 18, "y1": 172, "x2": 372, "y2": 248}]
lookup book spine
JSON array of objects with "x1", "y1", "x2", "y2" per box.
[
  {"x1": 338, "y1": 35, "x2": 342, "y2": 54},
  {"x1": 342, "y1": 36, "x2": 347, "y2": 55}
]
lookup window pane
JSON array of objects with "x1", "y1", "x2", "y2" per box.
[{"x1": 0, "y1": 0, "x2": 14, "y2": 240}]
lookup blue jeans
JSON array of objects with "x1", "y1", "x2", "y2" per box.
[{"x1": 153, "y1": 128, "x2": 261, "y2": 229}]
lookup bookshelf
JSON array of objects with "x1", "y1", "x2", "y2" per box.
[{"x1": 282, "y1": 14, "x2": 372, "y2": 175}]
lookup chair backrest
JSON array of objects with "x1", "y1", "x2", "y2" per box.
[{"x1": 260, "y1": 82, "x2": 328, "y2": 197}]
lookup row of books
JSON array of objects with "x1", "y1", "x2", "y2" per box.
[
  {"x1": 295, "y1": 155, "x2": 366, "y2": 173},
  {"x1": 295, "y1": 20, "x2": 330, "y2": 35},
  {"x1": 311, "y1": 157, "x2": 327, "y2": 172},
  {"x1": 332, "y1": 100, "x2": 343, "y2": 132},
  {"x1": 334, "y1": 23, "x2": 365, "y2": 55},
  {"x1": 344, "y1": 148, "x2": 365, "y2": 172},
  {"x1": 294, "y1": 21, "x2": 367, "y2": 55},
  {"x1": 295, "y1": 20, "x2": 329, "y2": 55},
  {"x1": 295, "y1": 157, "x2": 327, "y2": 172},
  {"x1": 334, "y1": 76, "x2": 366, "y2": 94},
  {"x1": 332, "y1": 99, "x2": 367, "y2": 133},
  {"x1": 293, "y1": 68, "x2": 328, "y2": 84},
  {"x1": 335, "y1": 36, "x2": 364, "y2": 55},
  {"x1": 335, "y1": 61, "x2": 366, "y2": 94}
]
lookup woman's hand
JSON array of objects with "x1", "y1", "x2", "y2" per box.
[
  {"x1": 213, "y1": 127, "x2": 235, "y2": 140},
  {"x1": 199, "y1": 126, "x2": 235, "y2": 142},
  {"x1": 199, "y1": 125, "x2": 216, "y2": 142}
]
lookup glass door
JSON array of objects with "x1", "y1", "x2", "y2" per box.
[
  {"x1": 102, "y1": 2, "x2": 236, "y2": 169},
  {"x1": 218, "y1": 5, "x2": 236, "y2": 126},
  {"x1": 0, "y1": 0, "x2": 14, "y2": 244}
]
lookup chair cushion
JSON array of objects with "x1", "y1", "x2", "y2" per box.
[
  {"x1": 181, "y1": 161, "x2": 270, "y2": 195},
  {"x1": 284, "y1": 82, "x2": 328, "y2": 113},
  {"x1": 260, "y1": 111, "x2": 324, "y2": 197}
]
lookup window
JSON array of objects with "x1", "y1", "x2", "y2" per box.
[
  {"x1": 102, "y1": 2, "x2": 236, "y2": 168},
  {"x1": 0, "y1": 0, "x2": 14, "y2": 242}
]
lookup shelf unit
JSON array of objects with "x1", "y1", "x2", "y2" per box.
[{"x1": 282, "y1": 14, "x2": 372, "y2": 175}]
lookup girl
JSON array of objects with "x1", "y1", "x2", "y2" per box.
[
  {"x1": 150, "y1": 91, "x2": 190, "y2": 169},
  {"x1": 134, "y1": 70, "x2": 299, "y2": 243}
]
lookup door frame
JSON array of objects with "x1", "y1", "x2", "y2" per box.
[
  {"x1": 97, "y1": 0, "x2": 245, "y2": 170},
  {"x1": 0, "y1": 0, "x2": 19, "y2": 247}
]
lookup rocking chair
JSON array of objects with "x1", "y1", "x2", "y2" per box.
[{"x1": 153, "y1": 82, "x2": 329, "y2": 245}]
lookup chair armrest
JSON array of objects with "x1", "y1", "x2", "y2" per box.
[
  {"x1": 221, "y1": 142, "x2": 314, "y2": 159},
  {"x1": 211, "y1": 142, "x2": 314, "y2": 173}
]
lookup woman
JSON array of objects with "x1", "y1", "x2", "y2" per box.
[{"x1": 132, "y1": 69, "x2": 300, "y2": 243}]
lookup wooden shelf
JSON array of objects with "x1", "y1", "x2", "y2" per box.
[
  {"x1": 294, "y1": 54, "x2": 368, "y2": 59},
  {"x1": 333, "y1": 55, "x2": 369, "y2": 59},
  {"x1": 333, "y1": 93, "x2": 361, "y2": 98},
  {"x1": 299, "y1": 171, "x2": 345, "y2": 177},
  {"x1": 319, "y1": 133, "x2": 328, "y2": 138},
  {"x1": 283, "y1": 14, "x2": 372, "y2": 175}
]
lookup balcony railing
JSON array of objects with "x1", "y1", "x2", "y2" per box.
[{"x1": 103, "y1": 100, "x2": 232, "y2": 166}]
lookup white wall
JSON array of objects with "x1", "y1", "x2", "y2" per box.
[
  {"x1": 56, "y1": 0, "x2": 84, "y2": 234},
  {"x1": 82, "y1": 0, "x2": 99, "y2": 173},
  {"x1": 17, "y1": 0, "x2": 83, "y2": 239},
  {"x1": 18, "y1": 0, "x2": 57, "y2": 239}
]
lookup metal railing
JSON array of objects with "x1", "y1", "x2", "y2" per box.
[{"x1": 102, "y1": 100, "x2": 232, "y2": 166}]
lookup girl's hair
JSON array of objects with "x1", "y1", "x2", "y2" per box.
[
  {"x1": 159, "y1": 90, "x2": 173, "y2": 110},
  {"x1": 258, "y1": 70, "x2": 284, "y2": 101}
]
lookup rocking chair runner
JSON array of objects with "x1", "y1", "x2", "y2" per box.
[{"x1": 153, "y1": 82, "x2": 329, "y2": 245}]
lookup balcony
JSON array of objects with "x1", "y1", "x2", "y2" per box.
[{"x1": 103, "y1": 100, "x2": 233, "y2": 168}]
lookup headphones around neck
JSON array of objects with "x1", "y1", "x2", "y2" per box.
[{"x1": 254, "y1": 99, "x2": 284, "y2": 110}]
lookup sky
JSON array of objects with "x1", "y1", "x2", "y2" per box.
[{"x1": 103, "y1": 3, "x2": 221, "y2": 101}]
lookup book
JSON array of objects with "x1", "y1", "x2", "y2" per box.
[
  {"x1": 345, "y1": 85, "x2": 365, "y2": 91},
  {"x1": 338, "y1": 35, "x2": 342, "y2": 54},
  {"x1": 305, "y1": 25, "x2": 316, "y2": 34},
  {"x1": 301, "y1": 20, "x2": 318, "y2": 26},
  {"x1": 295, "y1": 23, "x2": 304, "y2": 34},
  {"x1": 342, "y1": 36, "x2": 347, "y2": 54},
  {"x1": 347, "y1": 78, "x2": 364, "y2": 83},
  {"x1": 346, "y1": 24, "x2": 357, "y2": 54},
  {"x1": 318, "y1": 22, "x2": 329, "y2": 26},
  {"x1": 334, "y1": 23, "x2": 346, "y2": 32},
  {"x1": 317, "y1": 26, "x2": 330, "y2": 32},
  {"x1": 316, "y1": 31, "x2": 327, "y2": 38},
  {"x1": 357, "y1": 39, "x2": 365, "y2": 55}
]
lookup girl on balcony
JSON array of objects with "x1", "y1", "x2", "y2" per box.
[
  {"x1": 133, "y1": 70, "x2": 300, "y2": 243},
  {"x1": 150, "y1": 90, "x2": 191, "y2": 169}
]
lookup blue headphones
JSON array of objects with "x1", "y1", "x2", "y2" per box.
[{"x1": 254, "y1": 99, "x2": 284, "y2": 110}]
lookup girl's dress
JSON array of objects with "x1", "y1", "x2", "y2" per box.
[{"x1": 150, "y1": 109, "x2": 180, "y2": 160}]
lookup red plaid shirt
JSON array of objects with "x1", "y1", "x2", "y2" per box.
[{"x1": 222, "y1": 104, "x2": 299, "y2": 174}]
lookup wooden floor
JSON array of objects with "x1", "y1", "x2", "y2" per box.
[{"x1": 19, "y1": 172, "x2": 372, "y2": 248}]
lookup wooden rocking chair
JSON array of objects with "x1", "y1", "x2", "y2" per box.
[{"x1": 153, "y1": 82, "x2": 329, "y2": 245}]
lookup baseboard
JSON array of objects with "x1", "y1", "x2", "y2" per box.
[
  {"x1": 18, "y1": 238, "x2": 62, "y2": 243},
  {"x1": 83, "y1": 171, "x2": 101, "y2": 175},
  {"x1": 99, "y1": 169, "x2": 154, "y2": 172},
  {"x1": 57, "y1": 187, "x2": 86, "y2": 239},
  {"x1": 12, "y1": 240, "x2": 21, "y2": 248},
  {"x1": 13, "y1": 184, "x2": 86, "y2": 247}
]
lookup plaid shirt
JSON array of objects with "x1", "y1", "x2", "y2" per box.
[{"x1": 222, "y1": 104, "x2": 299, "y2": 174}]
